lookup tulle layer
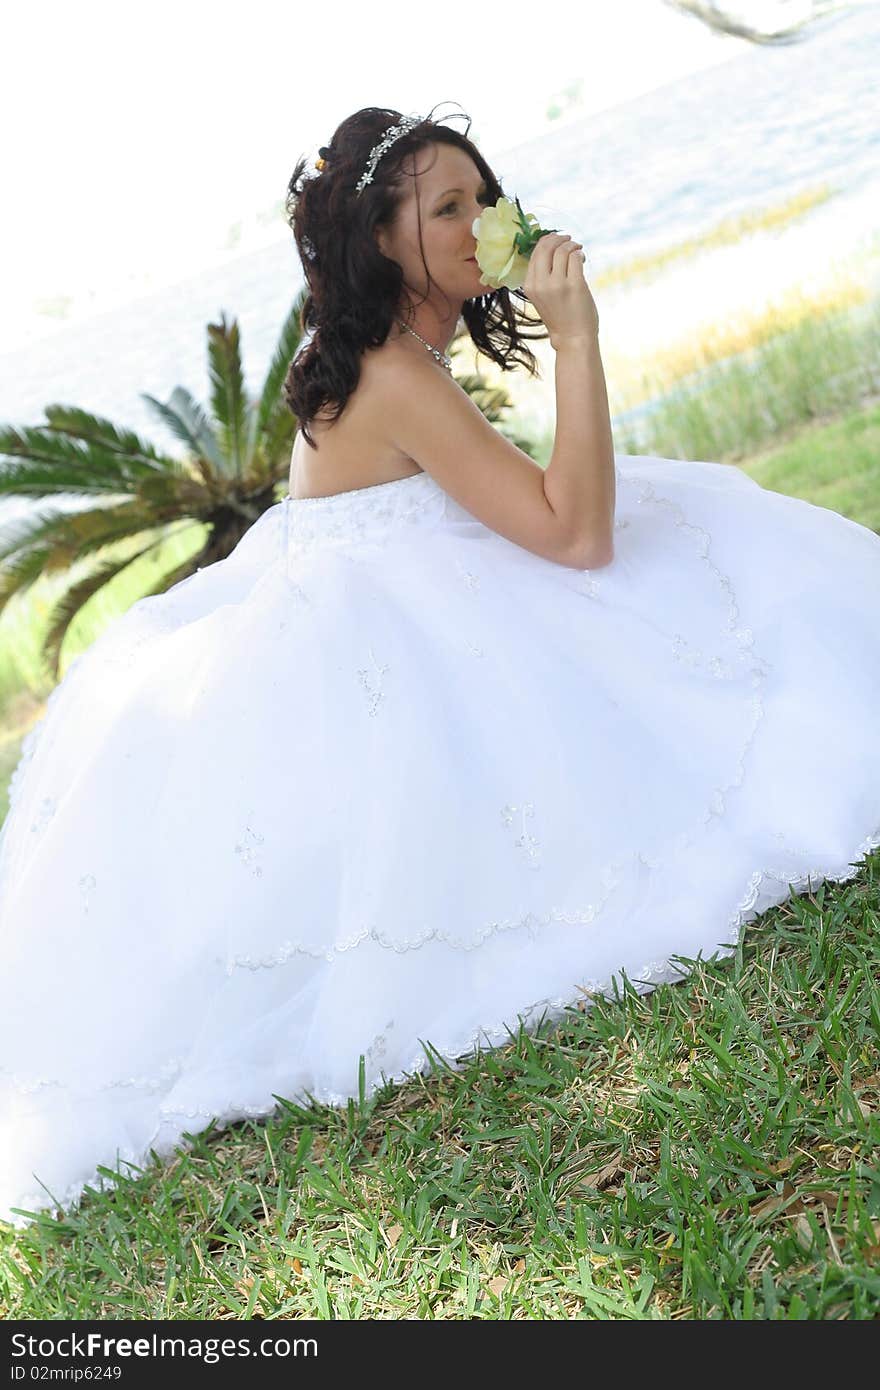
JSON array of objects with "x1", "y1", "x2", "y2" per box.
[{"x1": 1, "y1": 453, "x2": 878, "y2": 1227}]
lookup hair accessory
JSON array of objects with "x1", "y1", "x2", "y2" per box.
[
  {"x1": 314, "y1": 145, "x2": 332, "y2": 172},
  {"x1": 355, "y1": 115, "x2": 422, "y2": 194}
]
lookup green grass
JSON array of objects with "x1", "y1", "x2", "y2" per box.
[
  {"x1": 1, "y1": 859, "x2": 878, "y2": 1319},
  {"x1": 0, "y1": 518, "x2": 209, "y2": 724},
  {"x1": 739, "y1": 402, "x2": 880, "y2": 534},
  {"x1": 527, "y1": 397, "x2": 880, "y2": 536},
  {"x1": 615, "y1": 295, "x2": 880, "y2": 468}
]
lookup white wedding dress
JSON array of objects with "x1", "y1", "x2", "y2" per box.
[{"x1": 1, "y1": 452, "x2": 879, "y2": 1228}]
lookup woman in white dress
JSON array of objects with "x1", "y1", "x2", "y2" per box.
[{"x1": 1, "y1": 106, "x2": 878, "y2": 1229}]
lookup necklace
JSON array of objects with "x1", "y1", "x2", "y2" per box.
[{"x1": 396, "y1": 319, "x2": 453, "y2": 373}]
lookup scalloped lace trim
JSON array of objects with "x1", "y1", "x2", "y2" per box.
[{"x1": 4, "y1": 822, "x2": 879, "y2": 1229}]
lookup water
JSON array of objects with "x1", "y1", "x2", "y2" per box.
[
  {"x1": 0, "y1": 4, "x2": 876, "y2": 480},
  {"x1": 503, "y1": 3, "x2": 879, "y2": 264}
]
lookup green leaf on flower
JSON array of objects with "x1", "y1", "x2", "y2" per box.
[{"x1": 512, "y1": 195, "x2": 556, "y2": 257}]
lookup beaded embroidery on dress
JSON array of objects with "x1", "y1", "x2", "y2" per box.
[{"x1": 1, "y1": 451, "x2": 879, "y2": 1227}]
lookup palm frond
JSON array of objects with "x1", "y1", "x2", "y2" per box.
[
  {"x1": 0, "y1": 504, "x2": 130, "y2": 566},
  {"x1": 206, "y1": 313, "x2": 249, "y2": 479},
  {"x1": 40, "y1": 406, "x2": 173, "y2": 472},
  {"x1": 0, "y1": 501, "x2": 197, "y2": 616},
  {"x1": 258, "y1": 402, "x2": 298, "y2": 484},
  {"x1": 41, "y1": 551, "x2": 156, "y2": 681},
  {"x1": 254, "y1": 289, "x2": 307, "y2": 443},
  {"x1": 5, "y1": 500, "x2": 193, "y2": 562},
  {"x1": 51, "y1": 507, "x2": 197, "y2": 565},
  {"x1": 41, "y1": 526, "x2": 215, "y2": 680},
  {"x1": 0, "y1": 535, "x2": 62, "y2": 610},
  {"x1": 0, "y1": 294, "x2": 347, "y2": 678},
  {"x1": 0, "y1": 421, "x2": 184, "y2": 497},
  {"x1": 140, "y1": 386, "x2": 224, "y2": 471}
]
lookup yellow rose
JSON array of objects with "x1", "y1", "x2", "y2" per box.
[{"x1": 472, "y1": 196, "x2": 541, "y2": 291}]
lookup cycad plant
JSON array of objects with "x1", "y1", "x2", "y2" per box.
[
  {"x1": 0, "y1": 298, "x2": 534, "y2": 682},
  {"x1": 0, "y1": 292, "x2": 308, "y2": 680}
]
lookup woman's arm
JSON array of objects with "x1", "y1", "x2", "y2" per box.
[
  {"x1": 380, "y1": 352, "x2": 612, "y2": 570},
  {"x1": 542, "y1": 332, "x2": 616, "y2": 563}
]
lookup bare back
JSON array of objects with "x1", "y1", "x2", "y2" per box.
[{"x1": 288, "y1": 340, "x2": 427, "y2": 499}]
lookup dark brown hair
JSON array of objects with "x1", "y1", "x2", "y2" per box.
[{"x1": 282, "y1": 103, "x2": 549, "y2": 448}]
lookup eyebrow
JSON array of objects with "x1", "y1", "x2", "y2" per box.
[{"x1": 435, "y1": 182, "x2": 487, "y2": 201}]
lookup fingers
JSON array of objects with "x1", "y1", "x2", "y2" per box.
[
  {"x1": 543, "y1": 233, "x2": 582, "y2": 276},
  {"x1": 552, "y1": 242, "x2": 584, "y2": 278},
  {"x1": 523, "y1": 232, "x2": 584, "y2": 296},
  {"x1": 536, "y1": 232, "x2": 573, "y2": 259}
]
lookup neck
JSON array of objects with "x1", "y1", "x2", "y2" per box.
[{"x1": 395, "y1": 298, "x2": 463, "y2": 357}]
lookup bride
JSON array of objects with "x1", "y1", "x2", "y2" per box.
[{"x1": 1, "y1": 105, "x2": 878, "y2": 1229}]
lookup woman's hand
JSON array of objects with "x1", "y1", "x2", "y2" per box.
[{"x1": 522, "y1": 231, "x2": 599, "y2": 347}]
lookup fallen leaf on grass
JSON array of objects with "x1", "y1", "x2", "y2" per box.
[
  {"x1": 564, "y1": 1152, "x2": 624, "y2": 1191},
  {"x1": 751, "y1": 1180, "x2": 838, "y2": 1222},
  {"x1": 751, "y1": 1194, "x2": 787, "y2": 1219},
  {"x1": 807, "y1": 1190, "x2": 840, "y2": 1209}
]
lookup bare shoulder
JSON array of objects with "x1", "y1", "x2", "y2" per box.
[
  {"x1": 360, "y1": 337, "x2": 418, "y2": 392},
  {"x1": 373, "y1": 348, "x2": 609, "y2": 570},
  {"x1": 352, "y1": 340, "x2": 417, "y2": 426}
]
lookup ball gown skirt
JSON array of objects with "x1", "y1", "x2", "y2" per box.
[{"x1": 1, "y1": 453, "x2": 879, "y2": 1227}]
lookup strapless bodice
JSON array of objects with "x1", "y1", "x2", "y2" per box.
[{"x1": 283, "y1": 470, "x2": 463, "y2": 548}]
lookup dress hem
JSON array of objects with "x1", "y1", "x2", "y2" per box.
[{"x1": 4, "y1": 822, "x2": 878, "y2": 1232}]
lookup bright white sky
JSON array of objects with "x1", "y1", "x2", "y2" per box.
[{"x1": 1, "y1": 0, "x2": 756, "y2": 332}]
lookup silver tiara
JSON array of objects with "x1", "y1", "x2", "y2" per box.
[{"x1": 355, "y1": 115, "x2": 421, "y2": 194}]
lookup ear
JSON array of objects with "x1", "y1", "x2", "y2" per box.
[{"x1": 374, "y1": 225, "x2": 389, "y2": 258}]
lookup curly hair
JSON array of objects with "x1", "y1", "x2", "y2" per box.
[{"x1": 282, "y1": 102, "x2": 549, "y2": 447}]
